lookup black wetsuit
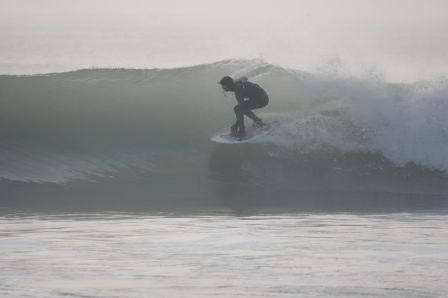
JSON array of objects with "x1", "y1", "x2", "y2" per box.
[{"x1": 233, "y1": 81, "x2": 269, "y2": 133}]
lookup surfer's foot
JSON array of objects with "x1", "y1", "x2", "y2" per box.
[
  {"x1": 253, "y1": 120, "x2": 267, "y2": 129},
  {"x1": 231, "y1": 130, "x2": 246, "y2": 138},
  {"x1": 236, "y1": 131, "x2": 246, "y2": 138}
]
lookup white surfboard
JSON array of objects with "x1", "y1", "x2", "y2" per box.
[{"x1": 211, "y1": 122, "x2": 275, "y2": 144}]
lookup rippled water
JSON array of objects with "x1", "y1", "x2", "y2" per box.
[{"x1": 1, "y1": 212, "x2": 448, "y2": 298}]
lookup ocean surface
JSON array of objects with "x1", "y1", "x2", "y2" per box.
[
  {"x1": 1, "y1": 60, "x2": 448, "y2": 297},
  {"x1": 1, "y1": 212, "x2": 448, "y2": 298}
]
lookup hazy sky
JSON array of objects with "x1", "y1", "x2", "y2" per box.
[{"x1": 1, "y1": 0, "x2": 447, "y2": 81}]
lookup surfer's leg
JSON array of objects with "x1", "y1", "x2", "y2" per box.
[
  {"x1": 231, "y1": 123, "x2": 238, "y2": 135},
  {"x1": 241, "y1": 98, "x2": 268, "y2": 126},
  {"x1": 233, "y1": 105, "x2": 246, "y2": 136},
  {"x1": 244, "y1": 110, "x2": 261, "y2": 122}
]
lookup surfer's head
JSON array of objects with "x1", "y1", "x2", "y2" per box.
[{"x1": 219, "y1": 76, "x2": 235, "y2": 92}]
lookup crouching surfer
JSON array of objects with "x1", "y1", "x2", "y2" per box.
[{"x1": 219, "y1": 76, "x2": 269, "y2": 138}]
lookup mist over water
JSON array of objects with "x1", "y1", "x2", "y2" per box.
[
  {"x1": 1, "y1": 0, "x2": 448, "y2": 82},
  {"x1": 2, "y1": 3, "x2": 448, "y2": 298}
]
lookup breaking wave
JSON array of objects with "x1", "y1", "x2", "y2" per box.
[{"x1": 1, "y1": 60, "x2": 447, "y2": 210}]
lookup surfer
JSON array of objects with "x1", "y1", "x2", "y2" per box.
[{"x1": 219, "y1": 76, "x2": 269, "y2": 138}]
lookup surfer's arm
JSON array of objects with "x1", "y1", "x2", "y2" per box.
[{"x1": 235, "y1": 92, "x2": 245, "y2": 105}]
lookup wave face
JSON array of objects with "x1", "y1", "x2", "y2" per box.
[{"x1": 1, "y1": 60, "x2": 448, "y2": 211}]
